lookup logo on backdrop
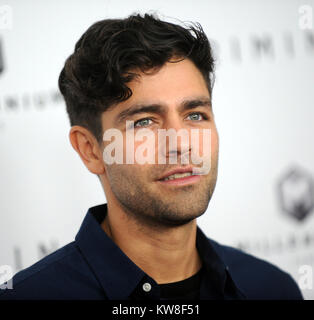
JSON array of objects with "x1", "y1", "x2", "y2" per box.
[
  {"x1": 299, "y1": 5, "x2": 313, "y2": 30},
  {"x1": 0, "y1": 35, "x2": 63, "y2": 114},
  {"x1": 0, "y1": 37, "x2": 4, "y2": 75},
  {"x1": 0, "y1": 5, "x2": 13, "y2": 30},
  {"x1": 0, "y1": 265, "x2": 13, "y2": 290},
  {"x1": 277, "y1": 166, "x2": 314, "y2": 222}
]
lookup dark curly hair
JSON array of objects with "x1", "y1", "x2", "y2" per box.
[{"x1": 58, "y1": 13, "x2": 215, "y2": 143}]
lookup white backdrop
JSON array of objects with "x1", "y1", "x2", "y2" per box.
[{"x1": 0, "y1": 0, "x2": 313, "y2": 299}]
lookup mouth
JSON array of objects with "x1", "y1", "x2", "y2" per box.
[{"x1": 157, "y1": 167, "x2": 202, "y2": 186}]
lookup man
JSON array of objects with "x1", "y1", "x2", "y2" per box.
[{"x1": 0, "y1": 13, "x2": 303, "y2": 300}]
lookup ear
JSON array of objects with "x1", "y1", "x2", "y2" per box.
[{"x1": 69, "y1": 126, "x2": 105, "y2": 175}]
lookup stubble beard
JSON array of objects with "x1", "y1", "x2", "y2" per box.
[{"x1": 105, "y1": 162, "x2": 218, "y2": 230}]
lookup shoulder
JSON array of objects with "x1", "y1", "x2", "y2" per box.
[
  {"x1": 208, "y1": 238, "x2": 303, "y2": 300},
  {"x1": 0, "y1": 242, "x2": 103, "y2": 300}
]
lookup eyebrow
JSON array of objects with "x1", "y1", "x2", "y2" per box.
[
  {"x1": 180, "y1": 97, "x2": 212, "y2": 112},
  {"x1": 115, "y1": 96, "x2": 212, "y2": 125}
]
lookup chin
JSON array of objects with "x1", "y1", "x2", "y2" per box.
[
  {"x1": 157, "y1": 216, "x2": 197, "y2": 227},
  {"x1": 155, "y1": 207, "x2": 207, "y2": 227}
]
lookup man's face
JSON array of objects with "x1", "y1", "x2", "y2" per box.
[{"x1": 101, "y1": 58, "x2": 219, "y2": 228}]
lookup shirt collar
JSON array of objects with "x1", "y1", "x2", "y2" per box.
[
  {"x1": 196, "y1": 226, "x2": 246, "y2": 299},
  {"x1": 75, "y1": 203, "x2": 245, "y2": 300},
  {"x1": 75, "y1": 204, "x2": 146, "y2": 299}
]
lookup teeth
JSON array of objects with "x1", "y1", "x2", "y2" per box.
[{"x1": 163, "y1": 172, "x2": 192, "y2": 181}]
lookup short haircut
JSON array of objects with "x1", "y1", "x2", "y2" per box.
[{"x1": 58, "y1": 13, "x2": 215, "y2": 143}]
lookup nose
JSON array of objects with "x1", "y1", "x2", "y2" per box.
[{"x1": 159, "y1": 114, "x2": 191, "y2": 163}]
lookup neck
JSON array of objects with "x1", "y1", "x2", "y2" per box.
[{"x1": 101, "y1": 201, "x2": 202, "y2": 284}]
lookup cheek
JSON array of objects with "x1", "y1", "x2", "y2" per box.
[
  {"x1": 211, "y1": 128, "x2": 219, "y2": 156},
  {"x1": 123, "y1": 130, "x2": 157, "y2": 164},
  {"x1": 193, "y1": 127, "x2": 218, "y2": 158},
  {"x1": 106, "y1": 163, "x2": 143, "y2": 185}
]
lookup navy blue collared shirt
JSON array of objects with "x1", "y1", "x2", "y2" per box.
[{"x1": 0, "y1": 204, "x2": 303, "y2": 300}]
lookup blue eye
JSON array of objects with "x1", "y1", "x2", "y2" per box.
[
  {"x1": 187, "y1": 113, "x2": 203, "y2": 121},
  {"x1": 134, "y1": 118, "x2": 153, "y2": 128}
]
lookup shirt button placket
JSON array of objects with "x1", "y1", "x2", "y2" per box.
[{"x1": 142, "y1": 282, "x2": 152, "y2": 292}]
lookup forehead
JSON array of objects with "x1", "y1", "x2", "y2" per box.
[
  {"x1": 102, "y1": 59, "x2": 210, "y2": 125},
  {"x1": 127, "y1": 58, "x2": 209, "y2": 104}
]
